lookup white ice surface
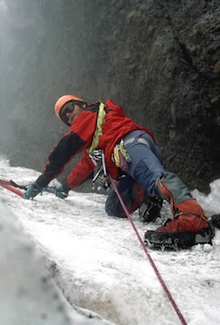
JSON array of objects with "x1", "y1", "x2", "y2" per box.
[{"x1": 0, "y1": 156, "x2": 220, "y2": 325}]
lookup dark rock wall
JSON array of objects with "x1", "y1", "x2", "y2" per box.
[
  {"x1": 96, "y1": 0, "x2": 220, "y2": 192},
  {"x1": 0, "y1": 0, "x2": 219, "y2": 193}
]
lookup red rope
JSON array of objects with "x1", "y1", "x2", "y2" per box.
[
  {"x1": 0, "y1": 181, "x2": 24, "y2": 199},
  {"x1": 110, "y1": 176, "x2": 187, "y2": 325}
]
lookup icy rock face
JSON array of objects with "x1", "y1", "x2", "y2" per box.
[{"x1": 0, "y1": 202, "x2": 112, "y2": 325}]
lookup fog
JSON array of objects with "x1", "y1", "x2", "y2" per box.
[
  {"x1": 0, "y1": 1, "x2": 116, "y2": 176},
  {"x1": 0, "y1": 1, "x2": 82, "y2": 171},
  {"x1": 0, "y1": 0, "x2": 8, "y2": 136}
]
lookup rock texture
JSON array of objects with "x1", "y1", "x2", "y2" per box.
[{"x1": 0, "y1": 0, "x2": 220, "y2": 192}]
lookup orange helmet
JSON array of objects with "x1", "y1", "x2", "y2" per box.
[{"x1": 54, "y1": 94, "x2": 84, "y2": 120}]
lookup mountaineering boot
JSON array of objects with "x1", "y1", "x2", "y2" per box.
[
  {"x1": 156, "y1": 200, "x2": 209, "y2": 233},
  {"x1": 131, "y1": 183, "x2": 163, "y2": 222},
  {"x1": 138, "y1": 196, "x2": 163, "y2": 223},
  {"x1": 211, "y1": 214, "x2": 220, "y2": 229},
  {"x1": 144, "y1": 221, "x2": 215, "y2": 250},
  {"x1": 144, "y1": 173, "x2": 215, "y2": 249}
]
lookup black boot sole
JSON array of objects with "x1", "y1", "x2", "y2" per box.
[{"x1": 144, "y1": 221, "x2": 215, "y2": 250}]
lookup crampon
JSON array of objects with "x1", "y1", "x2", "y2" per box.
[{"x1": 144, "y1": 220, "x2": 215, "y2": 251}]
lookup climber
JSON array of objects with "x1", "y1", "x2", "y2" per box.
[{"x1": 24, "y1": 94, "x2": 214, "y2": 248}]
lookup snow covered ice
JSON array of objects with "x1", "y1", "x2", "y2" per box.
[{"x1": 0, "y1": 156, "x2": 220, "y2": 325}]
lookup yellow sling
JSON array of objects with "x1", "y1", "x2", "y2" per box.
[{"x1": 87, "y1": 102, "x2": 106, "y2": 153}]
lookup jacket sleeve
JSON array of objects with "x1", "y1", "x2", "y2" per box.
[
  {"x1": 36, "y1": 130, "x2": 86, "y2": 188},
  {"x1": 65, "y1": 151, "x2": 95, "y2": 189}
]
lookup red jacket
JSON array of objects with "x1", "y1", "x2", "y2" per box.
[{"x1": 36, "y1": 99, "x2": 155, "y2": 189}]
